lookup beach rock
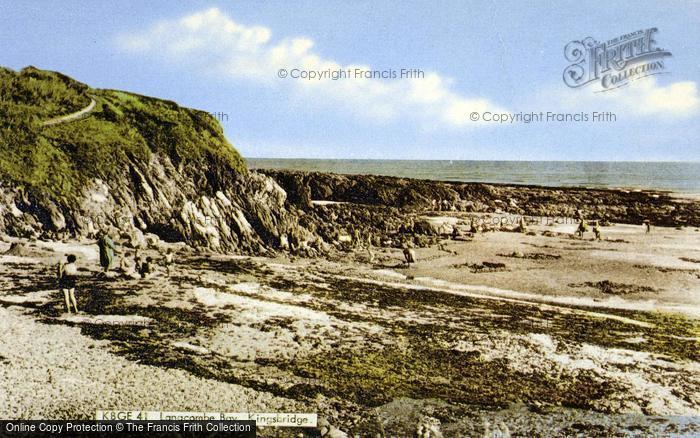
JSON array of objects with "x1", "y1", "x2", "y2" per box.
[
  {"x1": 3, "y1": 242, "x2": 28, "y2": 256},
  {"x1": 262, "y1": 170, "x2": 700, "y2": 229},
  {"x1": 318, "y1": 418, "x2": 348, "y2": 438},
  {"x1": 415, "y1": 415, "x2": 444, "y2": 438}
]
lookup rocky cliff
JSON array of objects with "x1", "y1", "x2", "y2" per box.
[{"x1": 0, "y1": 67, "x2": 296, "y2": 252}]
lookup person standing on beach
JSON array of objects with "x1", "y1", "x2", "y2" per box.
[
  {"x1": 366, "y1": 235, "x2": 375, "y2": 263},
  {"x1": 98, "y1": 231, "x2": 117, "y2": 272},
  {"x1": 119, "y1": 251, "x2": 132, "y2": 274},
  {"x1": 644, "y1": 219, "x2": 651, "y2": 234},
  {"x1": 163, "y1": 248, "x2": 174, "y2": 277},
  {"x1": 576, "y1": 219, "x2": 589, "y2": 238},
  {"x1": 57, "y1": 254, "x2": 79, "y2": 313},
  {"x1": 518, "y1": 216, "x2": 528, "y2": 233},
  {"x1": 402, "y1": 241, "x2": 417, "y2": 268},
  {"x1": 593, "y1": 221, "x2": 602, "y2": 241}
]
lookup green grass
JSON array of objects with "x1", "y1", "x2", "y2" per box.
[{"x1": 0, "y1": 66, "x2": 246, "y2": 203}]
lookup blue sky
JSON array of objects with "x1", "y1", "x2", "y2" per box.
[{"x1": 2, "y1": 0, "x2": 699, "y2": 161}]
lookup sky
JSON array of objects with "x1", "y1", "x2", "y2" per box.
[{"x1": 1, "y1": 0, "x2": 699, "y2": 161}]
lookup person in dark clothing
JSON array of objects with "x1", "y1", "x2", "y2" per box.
[
  {"x1": 139, "y1": 256, "x2": 155, "y2": 279},
  {"x1": 403, "y1": 246, "x2": 416, "y2": 267},
  {"x1": 98, "y1": 232, "x2": 118, "y2": 272}
]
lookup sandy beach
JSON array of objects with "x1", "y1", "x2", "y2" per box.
[{"x1": 1, "y1": 206, "x2": 698, "y2": 436}]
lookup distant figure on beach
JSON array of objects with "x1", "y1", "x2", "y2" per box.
[
  {"x1": 139, "y1": 256, "x2": 155, "y2": 279},
  {"x1": 119, "y1": 251, "x2": 140, "y2": 279},
  {"x1": 403, "y1": 246, "x2": 416, "y2": 267},
  {"x1": 119, "y1": 252, "x2": 132, "y2": 274},
  {"x1": 164, "y1": 248, "x2": 174, "y2": 277},
  {"x1": 576, "y1": 219, "x2": 589, "y2": 238},
  {"x1": 644, "y1": 219, "x2": 651, "y2": 234},
  {"x1": 98, "y1": 231, "x2": 117, "y2": 272},
  {"x1": 593, "y1": 221, "x2": 602, "y2": 240},
  {"x1": 351, "y1": 227, "x2": 361, "y2": 248},
  {"x1": 57, "y1": 254, "x2": 79, "y2": 313},
  {"x1": 518, "y1": 216, "x2": 527, "y2": 233}
]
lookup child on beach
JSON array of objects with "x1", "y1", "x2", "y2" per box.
[
  {"x1": 119, "y1": 251, "x2": 142, "y2": 279},
  {"x1": 139, "y1": 256, "x2": 155, "y2": 279},
  {"x1": 163, "y1": 248, "x2": 174, "y2": 277},
  {"x1": 57, "y1": 254, "x2": 79, "y2": 313}
]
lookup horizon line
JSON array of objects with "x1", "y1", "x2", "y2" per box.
[{"x1": 245, "y1": 157, "x2": 700, "y2": 164}]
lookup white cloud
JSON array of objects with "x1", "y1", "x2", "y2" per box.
[
  {"x1": 117, "y1": 7, "x2": 506, "y2": 128},
  {"x1": 547, "y1": 76, "x2": 699, "y2": 119},
  {"x1": 624, "y1": 79, "x2": 699, "y2": 116}
]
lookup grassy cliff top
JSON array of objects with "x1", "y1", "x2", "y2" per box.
[{"x1": 0, "y1": 66, "x2": 246, "y2": 202}]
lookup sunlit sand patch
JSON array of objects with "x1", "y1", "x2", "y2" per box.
[
  {"x1": 650, "y1": 242, "x2": 700, "y2": 252},
  {"x1": 0, "y1": 255, "x2": 41, "y2": 264},
  {"x1": 227, "y1": 282, "x2": 313, "y2": 304},
  {"x1": 371, "y1": 269, "x2": 406, "y2": 280},
  {"x1": 32, "y1": 240, "x2": 99, "y2": 260},
  {"x1": 172, "y1": 341, "x2": 210, "y2": 355},
  {"x1": 411, "y1": 275, "x2": 700, "y2": 319},
  {"x1": 333, "y1": 274, "x2": 657, "y2": 327},
  {"x1": 597, "y1": 224, "x2": 653, "y2": 235},
  {"x1": 194, "y1": 287, "x2": 328, "y2": 322},
  {"x1": 57, "y1": 314, "x2": 153, "y2": 325},
  {"x1": 589, "y1": 250, "x2": 700, "y2": 270},
  {"x1": 207, "y1": 324, "x2": 304, "y2": 361},
  {"x1": 0, "y1": 291, "x2": 53, "y2": 304},
  {"x1": 228, "y1": 281, "x2": 313, "y2": 303},
  {"x1": 421, "y1": 216, "x2": 460, "y2": 225}
]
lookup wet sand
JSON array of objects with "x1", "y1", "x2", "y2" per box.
[{"x1": 0, "y1": 211, "x2": 699, "y2": 436}]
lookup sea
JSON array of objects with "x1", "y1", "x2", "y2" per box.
[{"x1": 247, "y1": 159, "x2": 700, "y2": 195}]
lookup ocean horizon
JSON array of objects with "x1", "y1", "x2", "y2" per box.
[{"x1": 247, "y1": 158, "x2": 700, "y2": 194}]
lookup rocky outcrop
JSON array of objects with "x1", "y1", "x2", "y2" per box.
[
  {"x1": 0, "y1": 154, "x2": 299, "y2": 253},
  {"x1": 262, "y1": 169, "x2": 700, "y2": 228}
]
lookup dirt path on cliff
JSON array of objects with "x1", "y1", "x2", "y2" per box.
[{"x1": 41, "y1": 97, "x2": 96, "y2": 127}]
